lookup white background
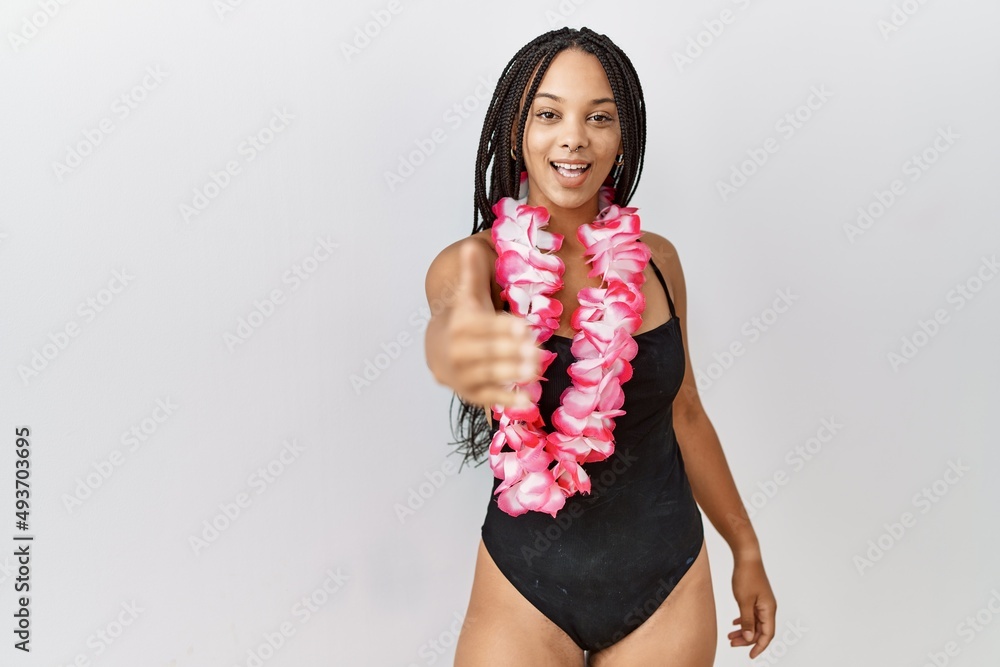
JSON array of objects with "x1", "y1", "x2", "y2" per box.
[{"x1": 1, "y1": 0, "x2": 998, "y2": 665}]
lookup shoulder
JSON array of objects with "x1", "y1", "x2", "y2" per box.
[
  {"x1": 470, "y1": 229, "x2": 497, "y2": 255},
  {"x1": 641, "y1": 230, "x2": 688, "y2": 306},
  {"x1": 641, "y1": 231, "x2": 681, "y2": 275}
]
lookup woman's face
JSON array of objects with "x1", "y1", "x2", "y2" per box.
[{"x1": 514, "y1": 48, "x2": 623, "y2": 215}]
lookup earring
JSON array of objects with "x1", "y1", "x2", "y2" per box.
[
  {"x1": 614, "y1": 153, "x2": 624, "y2": 166},
  {"x1": 510, "y1": 147, "x2": 517, "y2": 160}
]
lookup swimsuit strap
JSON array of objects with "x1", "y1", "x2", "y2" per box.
[{"x1": 648, "y1": 257, "x2": 676, "y2": 319}]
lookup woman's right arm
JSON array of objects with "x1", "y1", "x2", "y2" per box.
[{"x1": 424, "y1": 238, "x2": 537, "y2": 410}]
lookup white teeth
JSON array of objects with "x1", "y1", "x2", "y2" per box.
[{"x1": 552, "y1": 162, "x2": 590, "y2": 179}]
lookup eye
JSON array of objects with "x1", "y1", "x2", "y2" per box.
[
  {"x1": 536, "y1": 111, "x2": 557, "y2": 120},
  {"x1": 590, "y1": 113, "x2": 614, "y2": 123}
]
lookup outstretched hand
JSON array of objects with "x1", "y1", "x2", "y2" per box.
[
  {"x1": 727, "y1": 557, "x2": 777, "y2": 659},
  {"x1": 429, "y1": 241, "x2": 540, "y2": 410}
]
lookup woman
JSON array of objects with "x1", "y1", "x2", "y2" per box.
[{"x1": 424, "y1": 27, "x2": 776, "y2": 666}]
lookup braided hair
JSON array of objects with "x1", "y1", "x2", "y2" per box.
[{"x1": 447, "y1": 26, "x2": 648, "y2": 469}]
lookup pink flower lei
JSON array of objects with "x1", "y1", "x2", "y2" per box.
[{"x1": 489, "y1": 172, "x2": 652, "y2": 517}]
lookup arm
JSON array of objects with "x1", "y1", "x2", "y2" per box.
[
  {"x1": 649, "y1": 232, "x2": 776, "y2": 655},
  {"x1": 649, "y1": 234, "x2": 761, "y2": 561}
]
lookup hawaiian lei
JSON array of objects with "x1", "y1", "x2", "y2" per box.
[{"x1": 489, "y1": 172, "x2": 652, "y2": 517}]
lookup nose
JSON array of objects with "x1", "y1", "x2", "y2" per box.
[{"x1": 560, "y1": 116, "x2": 588, "y2": 154}]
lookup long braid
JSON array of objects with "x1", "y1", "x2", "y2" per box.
[{"x1": 449, "y1": 26, "x2": 649, "y2": 470}]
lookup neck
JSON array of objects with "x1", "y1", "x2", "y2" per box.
[{"x1": 526, "y1": 194, "x2": 601, "y2": 252}]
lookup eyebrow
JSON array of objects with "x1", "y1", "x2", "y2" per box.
[{"x1": 534, "y1": 92, "x2": 616, "y2": 105}]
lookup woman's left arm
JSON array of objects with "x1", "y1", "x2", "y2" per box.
[{"x1": 649, "y1": 233, "x2": 777, "y2": 659}]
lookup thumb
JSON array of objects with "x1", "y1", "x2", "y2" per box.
[{"x1": 452, "y1": 240, "x2": 490, "y2": 314}]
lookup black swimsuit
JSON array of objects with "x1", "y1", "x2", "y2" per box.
[{"x1": 481, "y1": 257, "x2": 705, "y2": 653}]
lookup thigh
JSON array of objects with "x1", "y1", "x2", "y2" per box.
[
  {"x1": 455, "y1": 539, "x2": 585, "y2": 667},
  {"x1": 589, "y1": 538, "x2": 716, "y2": 667}
]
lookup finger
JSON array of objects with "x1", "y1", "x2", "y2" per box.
[
  {"x1": 448, "y1": 319, "x2": 540, "y2": 379},
  {"x1": 506, "y1": 314, "x2": 536, "y2": 345},
  {"x1": 463, "y1": 383, "x2": 531, "y2": 410},
  {"x1": 452, "y1": 328, "x2": 540, "y2": 372},
  {"x1": 726, "y1": 630, "x2": 752, "y2": 646},
  {"x1": 726, "y1": 619, "x2": 750, "y2": 643},
  {"x1": 447, "y1": 245, "x2": 532, "y2": 345},
  {"x1": 749, "y1": 601, "x2": 776, "y2": 657},
  {"x1": 737, "y1": 599, "x2": 757, "y2": 643},
  {"x1": 453, "y1": 361, "x2": 533, "y2": 399},
  {"x1": 445, "y1": 318, "x2": 541, "y2": 405},
  {"x1": 455, "y1": 349, "x2": 542, "y2": 399},
  {"x1": 449, "y1": 338, "x2": 537, "y2": 394},
  {"x1": 460, "y1": 308, "x2": 536, "y2": 349}
]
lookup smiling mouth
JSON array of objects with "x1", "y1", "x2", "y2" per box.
[{"x1": 551, "y1": 161, "x2": 591, "y2": 179}]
